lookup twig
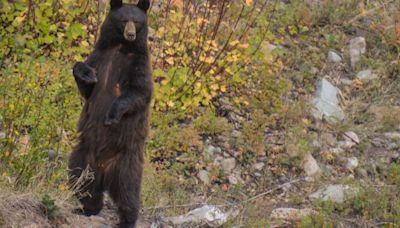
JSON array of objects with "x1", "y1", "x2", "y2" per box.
[{"x1": 145, "y1": 178, "x2": 303, "y2": 210}]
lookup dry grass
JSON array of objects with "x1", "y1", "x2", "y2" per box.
[{"x1": 0, "y1": 192, "x2": 52, "y2": 227}]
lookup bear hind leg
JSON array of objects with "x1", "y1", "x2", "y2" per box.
[
  {"x1": 107, "y1": 160, "x2": 143, "y2": 228},
  {"x1": 68, "y1": 150, "x2": 104, "y2": 216}
]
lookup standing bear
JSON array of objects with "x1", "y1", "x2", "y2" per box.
[{"x1": 68, "y1": 0, "x2": 153, "y2": 227}]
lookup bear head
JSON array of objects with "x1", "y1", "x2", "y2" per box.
[{"x1": 97, "y1": 0, "x2": 150, "y2": 48}]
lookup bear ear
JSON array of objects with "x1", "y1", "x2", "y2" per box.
[
  {"x1": 137, "y1": 0, "x2": 150, "y2": 12},
  {"x1": 110, "y1": 0, "x2": 123, "y2": 10}
]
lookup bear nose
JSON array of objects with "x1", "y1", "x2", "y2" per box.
[
  {"x1": 127, "y1": 32, "x2": 136, "y2": 39},
  {"x1": 124, "y1": 21, "x2": 136, "y2": 41}
]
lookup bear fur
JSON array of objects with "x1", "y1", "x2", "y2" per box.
[{"x1": 68, "y1": 0, "x2": 152, "y2": 227}]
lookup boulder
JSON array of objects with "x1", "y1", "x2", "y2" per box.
[{"x1": 312, "y1": 79, "x2": 345, "y2": 123}]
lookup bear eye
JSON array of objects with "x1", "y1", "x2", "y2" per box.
[{"x1": 122, "y1": 19, "x2": 129, "y2": 23}]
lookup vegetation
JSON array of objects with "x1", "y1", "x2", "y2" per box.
[{"x1": 0, "y1": 0, "x2": 399, "y2": 227}]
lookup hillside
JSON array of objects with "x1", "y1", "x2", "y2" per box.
[{"x1": 0, "y1": 0, "x2": 399, "y2": 227}]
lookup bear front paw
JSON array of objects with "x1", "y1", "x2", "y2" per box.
[{"x1": 73, "y1": 62, "x2": 98, "y2": 84}]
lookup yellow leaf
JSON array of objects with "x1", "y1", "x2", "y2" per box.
[
  {"x1": 74, "y1": 55, "x2": 84, "y2": 62},
  {"x1": 166, "y1": 57, "x2": 174, "y2": 65},
  {"x1": 59, "y1": 184, "x2": 67, "y2": 192},
  {"x1": 220, "y1": 85, "x2": 227, "y2": 92},
  {"x1": 81, "y1": 40, "x2": 89, "y2": 47},
  {"x1": 210, "y1": 84, "x2": 219, "y2": 91},
  {"x1": 229, "y1": 40, "x2": 240, "y2": 46},
  {"x1": 167, "y1": 101, "x2": 175, "y2": 107}
]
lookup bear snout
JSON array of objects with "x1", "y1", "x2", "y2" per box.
[{"x1": 124, "y1": 21, "x2": 136, "y2": 42}]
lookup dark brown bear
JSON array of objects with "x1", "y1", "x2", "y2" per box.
[{"x1": 68, "y1": 0, "x2": 152, "y2": 227}]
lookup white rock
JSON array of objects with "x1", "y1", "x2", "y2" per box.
[
  {"x1": 356, "y1": 70, "x2": 377, "y2": 81},
  {"x1": 312, "y1": 79, "x2": 345, "y2": 123},
  {"x1": 338, "y1": 140, "x2": 356, "y2": 149},
  {"x1": 349, "y1": 37, "x2": 366, "y2": 68},
  {"x1": 340, "y1": 78, "x2": 353, "y2": 86},
  {"x1": 198, "y1": 170, "x2": 210, "y2": 185},
  {"x1": 309, "y1": 184, "x2": 356, "y2": 204},
  {"x1": 267, "y1": 43, "x2": 278, "y2": 51},
  {"x1": 344, "y1": 131, "x2": 360, "y2": 144},
  {"x1": 270, "y1": 208, "x2": 316, "y2": 220},
  {"x1": 205, "y1": 145, "x2": 221, "y2": 155},
  {"x1": 221, "y1": 158, "x2": 236, "y2": 173},
  {"x1": 331, "y1": 147, "x2": 344, "y2": 155},
  {"x1": 312, "y1": 140, "x2": 321, "y2": 148},
  {"x1": 304, "y1": 176, "x2": 315, "y2": 182},
  {"x1": 303, "y1": 154, "x2": 322, "y2": 177},
  {"x1": 327, "y1": 51, "x2": 342, "y2": 62},
  {"x1": 384, "y1": 132, "x2": 400, "y2": 140},
  {"x1": 163, "y1": 205, "x2": 229, "y2": 227},
  {"x1": 346, "y1": 157, "x2": 359, "y2": 171},
  {"x1": 228, "y1": 174, "x2": 239, "y2": 185},
  {"x1": 253, "y1": 162, "x2": 265, "y2": 171}
]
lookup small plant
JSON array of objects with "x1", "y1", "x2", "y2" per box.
[
  {"x1": 241, "y1": 109, "x2": 269, "y2": 156},
  {"x1": 40, "y1": 194, "x2": 59, "y2": 220},
  {"x1": 193, "y1": 109, "x2": 232, "y2": 136},
  {"x1": 379, "y1": 107, "x2": 400, "y2": 132}
]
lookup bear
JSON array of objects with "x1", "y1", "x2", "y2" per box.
[{"x1": 68, "y1": 0, "x2": 152, "y2": 227}]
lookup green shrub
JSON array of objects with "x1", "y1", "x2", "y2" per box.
[{"x1": 193, "y1": 109, "x2": 232, "y2": 136}]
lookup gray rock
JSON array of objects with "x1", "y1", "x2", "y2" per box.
[
  {"x1": 205, "y1": 145, "x2": 222, "y2": 156},
  {"x1": 349, "y1": 37, "x2": 366, "y2": 68},
  {"x1": 338, "y1": 140, "x2": 356, "y2": 149},
  {"x1": 340, "y1": 78, "x2": 353, "y2": 86},
  {"x1": 198, "y1": 170, "x2": 210, "y2": 185},
  {"x1": 331, "y1": 147, "x2": 344, "y2": 155},
  {"x1": 356, "y1": 69, "x2": 377, "y2": 81},
  {"x1": 303, "y1": 154, "x2": 321, "y2": 178},
  {"x1": 384, "y1": 132, "x2": 400, "y2": 140},
  {"x1": 327, "y1": 51, "x2": 342, "y2": 63},
  {"x1": 267, "y1": 43, "x2": 278, "y2": 51},
  {"x1": 312, "y1": 140, "x2": 321, "y2": 148},
  {"x1": 46, "y1": 149, "x2": 58, "y2": 161},
  {"x1": 0, "y1": 131, "x2": 5, "y2": 140},
  {"x1": 228, "y1": 174, "x2": 239, "y2": 185},
  {"x1": 221, "y1": 158, "x2": 236, "y2": 173},
  {"x1": 387, "y1": 143, "x2": 398, "y2": 150},
  {"x1": 312, "y1": 79, "x2": 345, "y2": 123},
  {"x1": 309, "y1": 184, "x2": 357, "y2": 203},
  {"x1": 346, "y1": 157, "x2": 359, "y2": 171},
  {"x1": 304, "y1": 176, "x2": 315, "y2": 182},
  {"x1": 253, "y1": 162, "x2": 265, "y2": 171}
]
